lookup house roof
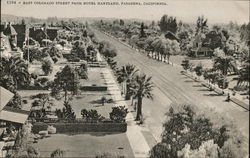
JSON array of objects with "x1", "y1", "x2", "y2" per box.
[
  {"x1": 46, "y1": 27, "x2": 60, "y2": 30},
  {"x1": 0, "y1": 32, "x2": 6, "y2": 38},
  {"x1": 4, "y1": 25, "x2": 17, "y2": 36},
  {"x1": 0, "y1": 87, "x2": 14, "y2": 111},
  {"x1": 0, "y1": 106, "x2": 30, "y2": 124},
  {"x1": 164, "y1": 31, "x2": 179, "y2": 42}
]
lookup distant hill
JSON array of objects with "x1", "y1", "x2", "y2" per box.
[
  {"x1": 1, "y1": 14, "x2": 45, "y2": 24},
  {"x1": 1, "y1": 14, "x2": 154, "y2": 25}
]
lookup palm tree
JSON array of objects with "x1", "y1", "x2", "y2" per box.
[
  {"x1": 213, "y1": 50, "x2": 238, "y2": 88},
  {"x1": 0, "y1": 57, "x2": 30, "y2": 90},
  {"x1": 237, "y1": 60, "x2": 249, "y2": 87},
  {"x1": 130, "y1": 74, "x2": 154, "y2": 121},
  {"x1": 117, "y1": 64, "x2": 138, "y2": 100}
]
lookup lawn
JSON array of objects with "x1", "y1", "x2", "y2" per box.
[
  {"x1": 31, "y1": 133, "x2": 134, "y2": 158},
  {"x1": 52, "y1": 92, "x2": 114, "y2": 118},
  {"x1": 80, "y1": 67, "x2": 106, "y2": 86}
]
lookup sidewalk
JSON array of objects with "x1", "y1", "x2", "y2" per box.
[
  {"x1": 102, "y1": 67, "x2": 151, "y2": 157},
  {"x1": 98, "y1": 53, "x2": 153, "y2": 157}
]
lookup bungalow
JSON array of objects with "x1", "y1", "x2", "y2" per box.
[
  {"x1": 191, "y1": 46, "x2": 213, "y2": 58},
  {"x1": 0, "y1": 87, "x2": 31, "y2": 157}
]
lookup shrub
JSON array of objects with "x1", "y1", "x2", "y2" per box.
[
  {"x1": 181, "y1": 59, "x2": 190, "y2": 71},
  {"x1": 81, "y1": 109, "x2": 105, "y2": 121},
  {"x1": 35, "y1": 77, "x2": 49, "y2": 88},
  {"x1": 109, "y1": 106, "x2": 128, "y2": 123},
  {"x1": 194, "y1": 63, "x2": 203, "y2": 77},
  {"x1": 41, "y1": 59, "x2": 53, "y2": 75}
]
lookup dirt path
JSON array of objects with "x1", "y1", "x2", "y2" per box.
[{"x1": 92, "y1": 28, "x2": 249, "y2": 146}]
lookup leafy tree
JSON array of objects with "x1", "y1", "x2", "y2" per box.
[
  {"x1": 23, "y1": 46, "x2": 49, "y2": 62},
  {"x1": 130, "y1": 74, "x2": 154, "y2": 121},
  {"x1": 75, "y1": 63, "x2": 88, "y2": 79},
  {"x1": 71, "y1": 41, "x2": 86, "y2": 60},
  {"x1": 145, "y1": 36, "x2": 156, "y2": 56},
  {"x1": 99, "y1": 41, "x2": 117, "y2": 58},
  {"x1": 195, "y1": 16, "x2": 208, "y2": 34},
  {"x1": 177, "y1": 140, "x2": 219, "y2": 158},
  {"x1": 41, "y1": 58, "x2": 53, "y2": 75},
  {"x1": 152, "y1": 37, "x2": 180, "y2": 63},
  {"x1": 51, "y1": 65, "x2": 80, "y2": 102},
  {"x1": 159, "y1": 15, "x2": 178, "y2": 34},
  {"x1": 240, "y1": 22, "x2": 250, "y2": 45},
  {"x1": 46, "y1": 44, "x2": 62, "y2": 59},
  {"x1": 150, "y1": 104, "x2": 247, "y2": 158}
]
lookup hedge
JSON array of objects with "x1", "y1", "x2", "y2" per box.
[
  {"x1": 81, "y1": 86, "x2": 107, "y2": 91},
  {"x1": 32, "y1": 122, "x2": 127, "y2": 134}
]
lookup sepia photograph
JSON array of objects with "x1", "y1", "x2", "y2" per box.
[{"x1": 0, "y1": 0, "x2": 249, "y2": 157}]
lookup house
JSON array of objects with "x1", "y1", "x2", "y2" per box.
[
  {"x1": 191, "y1": 47, "x2": 213, "y2": 58},
  {"x1": 0, "y1": 23, "x2": 23, "y2": 59},
  {"x1": 164, "y1": 31, "x2": 179, "y2": 42},
  {"x1": 0, "y1": 87, "x2": 31, "y2": 157},
  {"x1": 29, "y1": 27, "x2": 49, "y2": 44},
  {"x1": 190, "y1": 32, "x2": 214, "y2": 58},
  {"x1": 12, "y1": 24, "x2": 29, "y2": 48},
  {"x1": 46, "y1": 27, "x2": 59, "y2": 41}
]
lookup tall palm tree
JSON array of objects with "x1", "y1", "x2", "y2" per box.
[
  {"x1": 237, "y1": 60, "x2": 249, "y2": 87},
  {"x1": 213, "y1": 51, "x2": 238, "y2": 88},
  {"x1": 130, "y1": 74, "x2": 154, "y2": 121},
  {"x1": 0, "y1": 57, "x2": 30, "y2": 90},
  {"x1": 117, "y1": 64, "x2": 138, "y2": 99}
]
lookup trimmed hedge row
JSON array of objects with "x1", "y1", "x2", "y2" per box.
[
  {"x1": 32, "y1": 122, "x2": 127, "y2": 134},
  {"x1": 81, "y1": 86, "x2": 107, "y2": 91}
]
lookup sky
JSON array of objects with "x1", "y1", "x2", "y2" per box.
[{"x1": 1, "y1": 0, "x2": 249, "y2": 24}]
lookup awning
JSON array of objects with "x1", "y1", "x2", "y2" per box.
[
  {"x1": 0, "y1": 87, "x2": 14, "y2": 111},
  {"x1": 0, "y1": 106, "x2": 30, "y2": 124}
]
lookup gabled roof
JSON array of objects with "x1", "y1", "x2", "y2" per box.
[
  {"x1": 0, "y1": 86, "x2": 31, "y2": 124},
  {"x1": 164, "y1": 31, "x2": 179, "y2": 42},
  {"x1": 4, "y1": 25, "x2": 17, "y2": 36},
  {"x1": 0, "y1": 32, "x2": 6, "y2": 38}
]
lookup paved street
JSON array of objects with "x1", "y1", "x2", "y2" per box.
[{"x1": 92, "y1": 28, "x2": 249, "y2": 146}]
